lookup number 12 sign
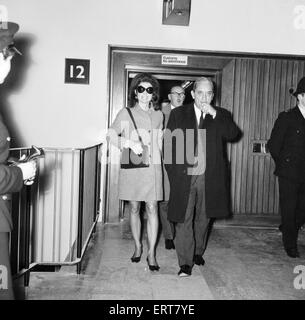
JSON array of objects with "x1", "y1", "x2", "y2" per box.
[{"x1": 65, "y1": 58, "x2": 90, "y2": 84}]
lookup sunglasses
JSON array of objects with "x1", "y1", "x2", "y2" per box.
[{"x1": 137, "y1": 86, "x2": 154, "y2": 94}]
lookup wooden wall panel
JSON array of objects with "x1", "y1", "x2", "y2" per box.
[{"x1": 230, "y1": 57, "x2": 305, "y2": 215}]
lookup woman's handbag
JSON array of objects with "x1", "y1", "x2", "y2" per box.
[{"x1": 120, "y1": 108, "x2": 150, "y2": 169}]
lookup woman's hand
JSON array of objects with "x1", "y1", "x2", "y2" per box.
[{"x1": 125, "y1": 140, "x2": 143, "y2": 155}]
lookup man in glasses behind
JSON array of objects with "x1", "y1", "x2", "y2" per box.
[{"x1": 159, "y1": 85, "x2": 185, "y2": 250}]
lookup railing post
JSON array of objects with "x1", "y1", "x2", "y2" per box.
[
  {"x1": 92, "y1": 146, "x2": 98, "y2": 233},
  {"x1": 23, "y1": 148, "x2": 32, "y2": 286},
  {"x1": 76, "y1": 149, "x2": 85, "y2": 274},
  {"x1": 24, "y1": 185, "x2": 32, "y2": 286}
]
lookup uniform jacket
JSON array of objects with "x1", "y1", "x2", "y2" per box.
[
  {"x1": 0, "y1": 117, "x2": 23, "y2": 232},
  {"x1": 267, "y1": 106, "x2": 305, "y2": 183},
  {"x1": 164, "y1": 103, "x2": 239, "y2": 223}
]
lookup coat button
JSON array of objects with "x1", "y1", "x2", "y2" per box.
[{"x1": 297, "y1": 130, "x2": 300, "y2": 134}]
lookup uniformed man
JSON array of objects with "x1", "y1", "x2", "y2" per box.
[
  {"x1": 268, "y1": 76, "x2": 305, "y2": 258},
  {"x1": 0, "y1": 22, "x2": 37, "y2": 300}
]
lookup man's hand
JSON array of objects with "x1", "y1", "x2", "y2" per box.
[
  {"x1": 202, "y1": 103, "x2": 217, "y2": 118},
  {"x1": 17, "y1": 160, "x2": 37, "y2": 183}
]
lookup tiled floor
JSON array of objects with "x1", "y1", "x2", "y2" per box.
[{"x1": 22, "y1": 216, "x2": 305, "y2": 300}]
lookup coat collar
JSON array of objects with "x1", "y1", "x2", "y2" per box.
[
  {"x1": 291, "y1": 105, "x2": 305, "y2": 122},
  {"x1": 184, "y1": 102, "x2": 214, "y2": 128},
  {"x1": 184, "y1": 103, "x2": 197, "y2": 128}
]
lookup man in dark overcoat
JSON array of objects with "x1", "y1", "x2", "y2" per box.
[
  {"x1": 164, "y1": 77, "x2": 239, "y2": 276},
  {"x1": 267, "y1": 76, "x2": 305, "y2": 258}
]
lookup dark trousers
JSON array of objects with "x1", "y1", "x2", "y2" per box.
[
  {"x1": 0, "y1": 232, "x2": 14, "y2": 300},
  {"x1": 175, "y1": 174, "x2": 210, "y2": 267},
  {"x1": 279, "y1": 177, "x2": 305, "y2": 250},
  {"x1": 159, "y1": 201, "x2": 174, "y2": 240}
]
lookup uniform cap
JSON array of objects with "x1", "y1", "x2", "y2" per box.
[
  {"x1": 291, "y1": 76, "x2": 305, "y2": 97},
  {"x1": 0, "y1": 22, "x2": 19, "y2": 51}
]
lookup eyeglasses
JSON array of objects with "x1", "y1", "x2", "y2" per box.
[
  {"x1": 137, "y1": 86, "x2": 154, "y2": 94},
  {"x1": 171, "y1": 92, "x2": 185, "y2": 97}
]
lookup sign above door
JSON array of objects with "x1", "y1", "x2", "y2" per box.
[{"x1": 161, "y1": 54, "x2": 188, "y2": 66}]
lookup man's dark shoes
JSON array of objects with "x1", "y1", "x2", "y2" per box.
[
  {"x1": 194, "y1": 254, "x2": 205, "y2": 266},
  {"x1": 165, "y1": 239, "x2": 175, "y2": 250},
  {"x1": 178, "y1": 265, "x2": 192, "y2": 277},
  {"x1": 285, "y1": 247, "x2": 300, "y2": 258}
]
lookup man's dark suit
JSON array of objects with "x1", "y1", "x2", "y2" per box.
[
  {"x1": 164, "y1": 103, "x2": 239, "y2": 267},
  {"x1": 267, "y1": 106, "x2": 305, "y2": 253},
  {"x1": 159, "y1": 104, "x2": 174, "y2": 242}
]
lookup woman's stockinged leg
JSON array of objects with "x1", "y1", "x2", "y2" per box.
[
  {"x1": 146, "y1": 201, "x2": 159, "y2": 266},
  {"x1": 129, "y1": 201, "x2": 142, "y2": 256}
]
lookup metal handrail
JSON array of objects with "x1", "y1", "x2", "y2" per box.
[
  {"x1": 10, "y1": 144, "x2": 102, "y2": 284},
  {"x1": 10, "y1": 143, "x2": 102, "y2": 152}
]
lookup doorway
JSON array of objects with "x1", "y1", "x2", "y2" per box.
[
  {"x1": 127, "y1": 72, "x2": 220, "y2": 106},
  {"x1": 105, "y1": 46, "x2": 235, "y2": 222}
]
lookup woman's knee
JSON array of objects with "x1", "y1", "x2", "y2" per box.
[
  {"x1": 129, "y1": 201, "x2": 140, "y2": 215},
  {"x1": 145, "y1": 201, "x2": 158, "y2": 215}
]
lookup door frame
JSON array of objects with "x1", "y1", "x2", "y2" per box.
[{"x1": 104, "y1": 45, "x2": 235, "y2": 222}]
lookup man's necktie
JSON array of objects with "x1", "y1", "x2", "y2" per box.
[
  {"x1": 194, "y1": 111, "x2": 206, "y2": 176},
  {"x1": 199, "y1": 111, "x2": 204, "y2": 129},
  {"x1": 199, "y1": 112, "x2": 211, "y2": 129}
]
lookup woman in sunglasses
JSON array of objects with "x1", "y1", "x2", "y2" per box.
[{"x1": 108, "y1": 73, "x2": 163, "y2": 271}]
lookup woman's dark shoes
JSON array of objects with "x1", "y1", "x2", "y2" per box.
[
  {"x1": 130, "y1": 248, "x2": 142, "y2": 263},
  {"x1": 131, "y1": 255, "x2": 141, "y2": 263},
  {"x1": 146, "y1": 257, "x2": 160, "y2": 271}
]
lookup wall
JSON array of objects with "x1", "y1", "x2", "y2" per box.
[
  {"x1": 230, "y1": 58, "x2": 305, "y2": 215},
  {"x1": 1, "y1": 0, "x2": 304, "y2": 148}
]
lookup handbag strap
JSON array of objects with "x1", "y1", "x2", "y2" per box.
[{"x1": 126, "y1": 108, "x2": 144, "y2": 144}]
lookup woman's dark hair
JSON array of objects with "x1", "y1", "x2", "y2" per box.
[{"x1": 128, "y1": 73, "x2": 160, "y2": 110}]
